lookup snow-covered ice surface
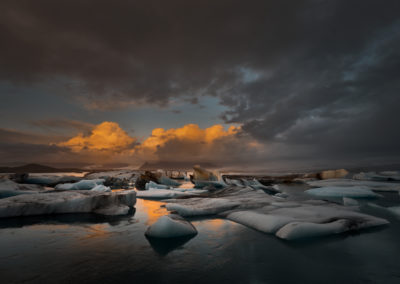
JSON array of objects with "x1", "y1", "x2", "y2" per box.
[
  {"x1": 0, "y1": 190, "x2": 136, "y2": 218},
  {"x1": 353, "y1": 171, "x2": 400, "y2": 181},
  {"x1": 343, "y1": 197, "x2": 359, "y2": 206},
  {"x1": 25, "y1": 175, "x2": 82, "y2": 186},
  {"x1": 307, "y1": 178, "x2": 400, "y2": 192},
  {"x1": 55, "y1": 179, "x2": 105, "y2": 190},
  {"x1": 84, "y1": 170, "x2": 137, "y2": 181},
  {"x1": 145, "y1": 214, "x2": 197, "y2": 238},
  {"x1": 90, "y1": 184, "x2": 111, "y2": 192},
  {"x1": 305, "y1": 186, "x2": 380, "y2": 198},
  {"x1": 145, "y1": 181, "x2": 170, "y2": 190},
  {"x1": 136, "y1": 188, "x2": 207, "y2": 199},
  {"x1": 164, "y1": 185, "x2": 388, "y2": 240},
  {"x1": 193, "y1": 180, "x2": 227, "y2": 189},
  {"x1": 0, "y1": 179, "x2": 46, "y2": 198}
]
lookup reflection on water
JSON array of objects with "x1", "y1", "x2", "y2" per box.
[
  {"x1": 0, "y1": 197, "x2": 400, "y2": 283},
  {"x1": 139, "y1": 199, "x2": 169, "y2": 225},
  {"x1": 146, "y1": 235, "x2": 196, "y2": 256}
]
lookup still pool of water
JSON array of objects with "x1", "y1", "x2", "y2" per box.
[{"x1": 1, "y1": 195, "x2": 400, "y2": 284}]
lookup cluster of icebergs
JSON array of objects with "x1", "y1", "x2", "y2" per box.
[
  {"x1": 0, "y1": 171, "x2": 138, "y2": 218},
  {"x1": 141, "y1": 168, "x2": 400, "y2": 241},
  {"x1": 160, "y1": 185, "x2": 388, "y2": 240},
  {"x1": 1, "y1": 167, "x2": 400, "y2": 242}
]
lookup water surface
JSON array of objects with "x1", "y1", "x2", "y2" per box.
[{"x1": 1, "y1": 189, "x2": 400, "y2": 284}]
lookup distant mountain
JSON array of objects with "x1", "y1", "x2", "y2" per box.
[
  {"x1": 0, "y1": 163, "x2": 83, "y2": 173},
  {"x1": 139, "y1": 161, "x2": 217, "y2": 171}
]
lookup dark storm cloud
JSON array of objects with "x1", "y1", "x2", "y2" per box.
[
  {"x1": 1, "y1": 0, "x2": 400, "y2": 165},
  {"x1": 30, "y1": 119, "x2": 94, "y2": 134}
]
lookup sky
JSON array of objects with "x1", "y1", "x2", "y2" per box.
[{"x1": 0, "y1": 0, "x2": 399, "y2": 170}]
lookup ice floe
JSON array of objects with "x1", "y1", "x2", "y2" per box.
[
  {"x1": 0, "y1": 179, "x2": 45, "y2": 198},
  {"x1": 307, "y1": 178, "x2": 400, "y2": 192},
  {"x1": 136, "y1": 188, "x2": 207, "y2": 199},
  {"x1": 145, "y1": 214, "x2": 197, "y2": 238},
  {"x1": 0, "y1": 190, "x2": 136, "y2": 218},
  {"x1": 342, "y1": 197, "x2": 359, "y2": 206},
  {"x1": 24, "y1": 175, "x2": 81, "y2": 186},
  {"x1": 55, "y1": 179, "x2": 105, "y2": 190},
  {"x1": 90, "y1": 184, "x2": 111, "y2": 192},
  {"x1": 193, "y1": 180, "x2": 227, "y2": 189},
  {"x1": 305, "y1": 186, "x2": 380, "y2": 198},
  {"x1": 353, "y1": 172, "x2": 400, "y2": 182},
  {"x1": 164, "y1": 185, "x2": 388, "y2": 240},
  {"x1": 145, "y1": 181, "x2": 170, "y2": 190}
]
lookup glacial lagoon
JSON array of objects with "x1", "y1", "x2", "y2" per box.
[{"x1": 1, "y1": 184, "x2": 400, "y2": 284}]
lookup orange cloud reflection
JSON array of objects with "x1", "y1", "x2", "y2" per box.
[{"x1": 139, "y1": 199, "x2": 169, "y2": 225}]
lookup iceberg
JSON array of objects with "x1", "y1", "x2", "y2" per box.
[
  {"x1": 166, "y1": 198, "x2": 241, "y2": 216},
  {"x1": 317, "y1": 169, "x2": 349, "y2": 179},
  {"x1": 305, "y1": 186, "x2": 380, "y2": 198},
  {"x1": 0, "y1": 179, "x2": 45, "y2": 198},
  {"x1": 343, "y1": 197, "x2": 359, "y2": 206},
  {"x1": 145, "y1": 214, "x2": 197, "y2": 238},
  {"x1": 25, "y1": 175, "x2": 82, "y2": 186},
  {"x1": 0, "y1": 190, "x2": 136, "y2": 218},
  {"x1": 193, "y1": 180, "x2": 226, "y2": 189},
  {"x1": 276, "y1": 220, "x2": 353, "y2": 240},
  {"x1": 228, "y1": 211, "x2": 295, "y2": 234},
  {"x1": 135, "y1": 171, "x2": 180, "y2": 190},
  {"x1": 90, "y1": 184, "x2": 111, "y2": 192},
  {"x1": 55, "y1": 179, "x2": 105, "y2": 190},
  {"x1": 164, "y1": 185, "x2": 388, "y2": 240},
  {"x1": 353, "y1": 172, "x2": 400, "y2": 182},
  {"x1": 136, "y1": 188, "x2": 206, "y2": 199},
  {"x1": 158, "y1": 175, "x2": 181, "y2": 187},
  {"x1": 192, "y1": 165, "x2": 219, "y2": 181},
  {"x1": 307, "y1": 179, "x2": 400, "y2": 192},
  {"x1": 145, "y1": 181, "x2": 170, "y2": 190}
]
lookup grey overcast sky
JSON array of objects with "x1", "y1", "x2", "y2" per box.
[{"x1": 0, "y1": 0, "x2": 399, "y2": 169}]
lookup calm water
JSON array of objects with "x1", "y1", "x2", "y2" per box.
[{"x1": 1, "y1": 187, "x2": 400, "y2": 284}]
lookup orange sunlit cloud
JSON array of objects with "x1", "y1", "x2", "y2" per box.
[
  {"x1": 138, "y1": 124, "x2": 239, "y2": 151},
  {"x1": 56, "y1": 121, "x2": 263, "y2": 165},
  {"x1": 57, "y1": 121, "x2": 136, "y2": 152}
]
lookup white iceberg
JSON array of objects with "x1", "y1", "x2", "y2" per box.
[
  {"x1": 90, "y1": 184, "x2": 111, "y2": 192},
  {"x1": 164, "y1": 185, "x2": 388, "y2": 240},
  {"x1": 25, "y1": 175, "x2": 82, "y2": 186},
  {"x1": 55, "y1": 179, "x2": 105, "y2": 190},
  {"x1": 158, "y1": 175, "x2": 181, "y2": 187},
  {"x1": 0, "y1": 190, "x2": 136, "y2": 218},
  {"x1": 136, "y1": 188, "x2": 206, "y2": 199},
  {"x1": 84, "y1": 170, "x2": 136, "y2": 181},
  {"x1": 353, "y1": 172, "x2": 400, "y2": 182},
  {"x1": 343, "y1": 197, "x2": 359, "y2": 206},
  {"x1": 276, "y1": 220, "x2": 352, "y2": 240},
  {"x1": 0, "y1": 179, "x2": 45, "y2": 198},
  {"x1": 145, "y1": 214, "x2": 197, "y2": 238},
  {"x1": 193, "y1": 180, "x2": 227, "y2": 189},
  {"x1": 145, "y1": 181, "x2": 170, "y2": 190},
  {"x1": 307, "y1": 179, "x2": 400, "y2": 192},
  {"x1": 166, "y1": 198, "x2": 241, "y2": 216},
  {"x1": 228, "y1": 205, "x2": 387, "y2": 240},
  {"x1": 228, "y1": 211, "x2": 295, "y2": 234},
  {"x1": 306, "y1": 186, "x2": 380, "y2": 198}
]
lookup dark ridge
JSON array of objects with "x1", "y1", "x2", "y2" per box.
[{"x1": 0, "y1": 163, "x2": 83, "y2": 173}]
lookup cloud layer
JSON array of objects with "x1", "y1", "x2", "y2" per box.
[{"x1": 1, "y1": 1, "x2": 400, "y2": 167}]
